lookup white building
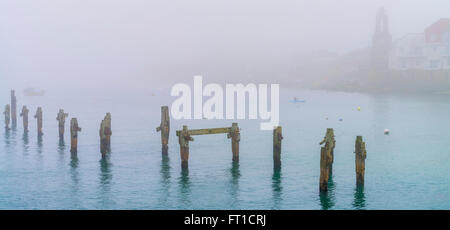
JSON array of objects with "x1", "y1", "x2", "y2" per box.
[{"x1": 389, "y1": 19, "x2": 450, "y2": 70}]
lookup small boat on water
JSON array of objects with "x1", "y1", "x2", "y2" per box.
[
  {"x1": 23, "y1": 88, "x2": 45, "y2": 97},
  {"x1": 291, "y1": 97, "x2": 306, "y2": 103}
]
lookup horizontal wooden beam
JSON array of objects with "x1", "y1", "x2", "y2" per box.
[{"x1": 176, "y1": 127, "x2": 231, "y2": 136}]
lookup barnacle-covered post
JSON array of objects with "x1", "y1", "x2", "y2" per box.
[
  {"x1": 319, "y1": 128, "x2": 335, "y2": 192},
  {"x1": 34, "y1": 107, "x2": 43, "y2": 136},
  {"x1": 177, "y1": 125, "x2": 193, "y2": 169},
  {"x1": 228, "y1": 123, "x2": 240, "y2": 162},
  {"x1": 70, "y1": 118, "x2": 82, "y2": 154},
  {"x1": 11, "y1": 90, "x2": 17, "y2": 127},
  {"x1": 20, "y1": 106, "x2": 29, "y2": 132},
  {"x1": 99, "y1": 113, "x2": 112, "y2": 157},
  {"x1": 156, "y1": 106, "x2": 170, "y2": 154},
  {"x1": 3, "y1": 104, "x2": 10, "y2": 129},
  {"x1": 273, "y1": 126, "x2": 283, "y2": 170},
  {"x1": 56, "y1": 109, "x2": 69, "y2": 139},
  {"x1": 355, "y1": 136, "x2": 367, "y2": 186}
]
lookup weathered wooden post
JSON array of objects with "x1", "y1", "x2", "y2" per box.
[
  {"x1": 34, "y1": 107, "x2": 43, "y2": 136},
  {"x1": 156, "y1": 106, "x2": 170, "y2": 154},
  {"x1": 228, "y1": 123, "x2": 240, "y2": 162},
  {"x1": 70, "y1": 118, "x2": 82, "y2": 154},
  {"x1": 11, "y1": 90, "x2": 17, "y2": 127},
  {"x1": 319, "y1": 128, "x2": 335, "y2": 192},
  {"x1": 273, "y1": 126, "x2": 283, "y2": 169},
  {"x1": 105, "y1": 113, "x2": 112, "y2": 151},
  {"x1": 20, "y1": 106, "x2": 29, "y2": 132},
  {"x1": 99, "y1": 113, "x2": 112, "y2": 157},
  {"x1": 178, "y1": 125, "x2": 193, "y2": 169},
  {"x1": 355, "y1": 136, "x2": 367, "y2": 186},
  {"x1": 56, "y1": 109, "x2": 69, "y2": 139},
  {"x1": 3, "y1": 104, "x2": 10, "y2": 129}
]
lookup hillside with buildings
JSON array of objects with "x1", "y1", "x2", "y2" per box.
[{"x1": 299, "y1": 8, "x2": 450, "y2": 94}]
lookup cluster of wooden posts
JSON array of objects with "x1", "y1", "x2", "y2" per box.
[
  {"x1": 3, "y1": 91, "x2": 367, "y2": 191},
  {"x1": 156, "y1": 106, "x2": 367, "y2": 191},
  {"x1": 3, "y1": 90, "x2": 111, "y2": 156}
]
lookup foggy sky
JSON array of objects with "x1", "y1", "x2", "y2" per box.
[{"x1": 1, "y1": 0, "x2": 450, "y2": 89}]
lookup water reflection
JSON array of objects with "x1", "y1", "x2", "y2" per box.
[
  {"x1": 229, "y1": 162, "x2": 240, "y2": 208},
  {"x1": 319, "y1": 174, "x2": 336, "y2": 210},
  {"x1": 57, "y1": 139, "x2": 66, "y2": 166},
  {"x1": 99, "y1": 156, "x2": 113, "y2": 208},
  {"x1": 352, "y1": 186, "x2": 366, "y2": 210},
  {"x1": 22, "y1": 132, "x2": 29, "y2": 155},
  {"x1": 178, "y1": 168, "x2": 191, "y2": 207},
  {"x1": 70, "y1": 153, "x2": 80, "y2": 208},
  {"x1": 159, "y1": 154, "x2": 171, "y2": 206},
  {"x1": 37, "y1": 135, "x2": 43, "y2": 155},
  {"x1": 272, "y1": 168, "x2": 283, "y2": 209},
  {"x1": 4, "y1": 129, "x2": 11, "y2": 146}
]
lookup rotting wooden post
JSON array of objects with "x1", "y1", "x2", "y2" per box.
[
  {"x1": 228, "y1": 123, "x2": 240, "y2": 162},
  {"x1": 99, "y1": 113, "x2": 112, "y2": 157},
  {"x1": 20, "y1": 106, "x2": 29, "y2": 132},
  {"x1": 177, "y1": 125, "x2": 193, "y2": 169},
  {"x1": 56, "y1": 109, "x2": 69, "y2": 139},
  {"x1": 273, "y1": 126, "x2": 283, "y2": 169},
  {"x1": 70, "y1": 118, "x2": 82, "y2": 154},
  {"x1": 319, "y1": 128, "x2": 335, "y2": 192},
  {"x1": 11, "y1": 90, "x2": 17, "y2": 127},
  {"x1": 105, "y1": 113, "x2": 112, "y2": 151},
  {"x1": 355, "y1": 136, "x2": 367, "y2": 186},
  {"x1": 34, "y1": 107, "x2": 43, "y2": 136},
  {"x1": 3, "y1": 104, "x2": 10, "y2": 129},
  {"x1": 156, "y1": 106, "x2": 170, "y2": 154}
]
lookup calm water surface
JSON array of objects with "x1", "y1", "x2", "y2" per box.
[{"x1": 0, "y1": 87, "x2": 449, "y2": 209}]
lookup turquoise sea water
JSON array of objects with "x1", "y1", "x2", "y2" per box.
[{"x1": 0, "y1": 87, "x2": 449, "y2": 210}]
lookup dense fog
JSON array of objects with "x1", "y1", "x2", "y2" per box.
[{"x1": 1, "y1": 0, "x2": 450, "y2": 90}]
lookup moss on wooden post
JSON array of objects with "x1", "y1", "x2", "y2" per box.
[
  {"x1": 319, "y1": 128, "x2": 335, "y2": 192},
  {"x1": 70, "y1": 118, "x2": 82, "y2": 154},
  {"x1": 20, "y1": 106, "x2": 29, "y2": 132},
  {"x1": 178, "y1": 125, "x2": 193, "y2": 169},
  {"x1": 34, "y1": 107, "x2": 43, "y2": 136},
  {"x1": 355, "y1": 136, "x2": 367, "y2": 186},
  {"x1": 11, "y1": 90, "x2": 17, "y2": 128},
  {"x1": 156, "y1": 106, "x2": 170, "y2": 154},
  {"x1": 99, "y1": 113, "x2": 112, "y2": 157},
  {"x1": 3, "y1": 104, "x2": 10, "y2": 130},
  {"x1": 228, "y1": 123, "x2": 240, "y2": 162},
  {"x1": 56, "y1": 109, "x2": 69, "y2": 139},
  {"x1": 273, "y1": 126, "x2": 283, "y2": 170}
]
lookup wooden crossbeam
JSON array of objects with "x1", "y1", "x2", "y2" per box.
[{"x1": 176, "y1": 127, "x2": 231, "y2": 136}]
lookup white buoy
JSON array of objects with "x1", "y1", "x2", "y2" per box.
[{"x1": 384, "y1": 129, "x2": 390, "y2": 135}]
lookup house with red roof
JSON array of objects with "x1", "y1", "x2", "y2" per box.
[{"x1": 390, "y1": 18, "x2": 450, "y2": 70}]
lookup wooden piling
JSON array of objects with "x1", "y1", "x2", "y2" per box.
[
  {"x1": 178, "y1": 126, "x2": 193, "y2": 169},
  {"x1": 56, "y1": 109, "x2": 69, "y2": 139},
  {"x1": 20, "y1": 106, "x2": 29, "y2": 132},
  {"x1": 70, "y1": 118, "x2": 82, "y2": 154},
  {"x1": 105, "y1": 113, "x2": 112, "y2": 151},
  {"x1": 319, "y1": 128, "x2": 335, "y2": 192},
  {"x1": 3, "y1": 104, "x2": 10, "y2": 129},
  {"x1": 11, "y1": 90, "x2": 17, "y2": 127},
  {"x1": 355, "y1": 136, "x2": 367, "y2": 186},
  {"x1": 156, "y1": 106, "x2": 170, "y2": 154},
  {"x1": 228, "y1": 123, "x2": 240, "y2": 162},
  {"x1": 176, "y1": 123, "x2": 240, "y2": 168},
  {"x1": 273, "y1": 126, "x2": 283, "y2": 169},
  {"x1": 34, "y1": 107, "x2": 43, "y2": 136},
  {"x1": 99, "y1": 113, "x2": 112, "y2": 157}
]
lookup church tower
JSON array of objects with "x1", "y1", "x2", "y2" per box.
[{"x1": 371, "y1": 7, "x2": 392, "y2": 70}]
